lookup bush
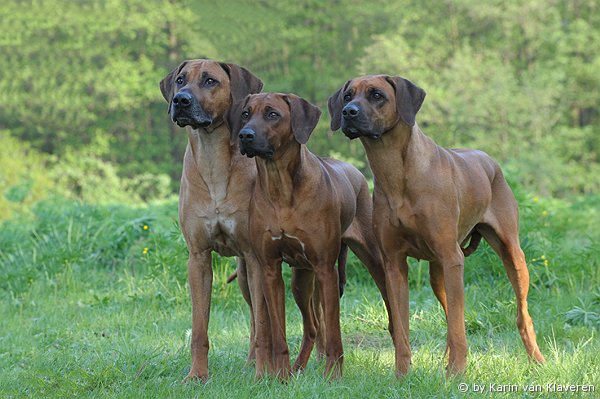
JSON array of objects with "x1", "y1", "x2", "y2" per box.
[
  {"x1": 0, "y1": 131, "x2": 55, "y2": 220},
  {"x1": 123, "y1": 172, "x2": 173, "y2": 203},
  {"x1": 51, "y1": 152, "x2": 133, "y2": 204},
  {"x1": 51, "y1": 153, "x2": 174, "y2": 204},
  {"x1": 0, "y1": 132, "x2": 175, "y2": 221}
]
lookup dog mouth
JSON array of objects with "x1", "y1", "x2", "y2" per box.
[
  {"x1": 341, "y1": 122, "x2": 382, "y2": 140},
  {"x1": 171, "y1": 106, "x2": 213, "y2": 129},
  {"x1": 240, "y1": 144, "x2": 274, "y2": 159},
  {"x1": 339, "y1": 123, "x2": 357, "y2": 138},
  {"x1": 173, "y1": 114, "x2": 213, "y2": 129},
  {"x1": 341, "y1": 124, "x2": 366, "y2": 140}
]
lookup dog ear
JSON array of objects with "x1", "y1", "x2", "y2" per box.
[
  {"x1": 159, "y1": 61, "x2": 188, "y2": 112},
  {"x1": 219, "y1": 62, "x2": 263, "y2": 102},
  {"x1": 224, "y1": 95, "x2": 251, "y2": 145},
  {"x1": 284, "y1": 94, "x2": 321, "y2": 145},
  {"x1": 327, "y1": 80, "x2": 350, "y2": 131},
  {"x1": 385, "y1": 76, "x2": 426, "y2": 127}
]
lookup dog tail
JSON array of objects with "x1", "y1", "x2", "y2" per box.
[
  {"x1": 462, "y1": 230, "x2": 482, "y2": 257},
  {"x1": 226, "y1": 270, "x2": 238, "y2": 284},
  {"x1": 337, "y1": 243, "x2": 348, "y2": 297}
]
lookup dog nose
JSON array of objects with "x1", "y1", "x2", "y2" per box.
[
  {"x1": 239, "y1": 128, "x2": 255, "y2": 142},
  {"x1": 172, "y1": 92, "x2": 192, "y2": 107},
  {"x1": 342, "y1": 103, "x2": 359, "y2": 119}
]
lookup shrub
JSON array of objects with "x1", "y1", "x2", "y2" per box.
[{"x1": 0, "y1": 131, "x2": 55, "y2": 220}]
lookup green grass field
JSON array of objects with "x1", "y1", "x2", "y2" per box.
[{"x1": 1, "y1": 194, "x2": 599, "y2": 398}]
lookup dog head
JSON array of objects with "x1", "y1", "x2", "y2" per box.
[
  {"x1": 160, "y1": 59, "x2": 262, "y2": 140},
  {"x1": 327, "y1": 75, "x2": 425, "y2": 139},
  {"x1": 231, "y1": 93, "x2": 321, "y2": 159}
]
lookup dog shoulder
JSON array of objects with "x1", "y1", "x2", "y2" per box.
[{"x1": 450, "y1": 148, "x2": 503, "y2": 183}]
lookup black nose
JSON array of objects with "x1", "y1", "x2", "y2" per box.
[
  {"x1": 342, "y1": 103, "x2": 359, "y2": 119},
  {"x1": 172, "y1": 92, "x2": 192, "y2": 107},
  {"x1": 239, "y1": 128, "x2": 255, "y2": 143}
]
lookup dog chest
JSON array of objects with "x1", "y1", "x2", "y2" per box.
[
  {"x1": 189, "y1": 203, "x2": 244, "y2": 257},
  {"x1": 215, "y1": 213, "x2": 241, "y2": 255},
  {"x1": 375, "y1": 201, "x2": 436, "y2": 260}
]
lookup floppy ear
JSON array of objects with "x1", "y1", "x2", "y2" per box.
[
  {"x1": 385, "y1": 76, "x2": 426, "y2": 127},
  {"x1": 284, "y1": 94, "x2": 321, "y2": 145},
  {"x1": 224, "y1": 95, "x2": 250, "y2": 145},
  {"x1": 159, "y1": 60, "x2": 188, "y2": 112},
  {"x1": 219, "y1": 62, "x2": 263, "y2": 102},
  {"x1": 327, "y1": 80, "x2": 350, "y2": 131}
]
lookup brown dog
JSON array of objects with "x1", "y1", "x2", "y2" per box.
[
  {"x1": 159, "y1": 59, "x2": 269, "y2": 381},
  {"x1": 328, "y1": 75, "x2": 545, "y2": 376},
  {"x1": 229, "y1": 92, "x2": 390, "y2": 379}
]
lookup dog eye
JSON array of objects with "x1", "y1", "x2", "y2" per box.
[
  {"x1": 204, "y1": 78, "x2": 217, "y2": 87},
  {"x1": 241, "y1": 111, "x2": 250, "y2": 120},
  {"x1": 372, "y1": 91, "x2": 383, "y2": 100},
  {"x1": 343, "y1": 94, "x2": 352, "y2": 102},
  {"x1": 267, "y1": 111, "x2": 279, "y2": 119},
  {"x1": 176, "y1": 76, "x2": 184, "y2": 85}
]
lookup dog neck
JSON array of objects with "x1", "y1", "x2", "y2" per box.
[
  {"x1": 254, "y1": 140, "x2": 305, "y2": 207},
  {"x1": 184, "y1": 123, "x2": 241, "y2": 191},
  {"x1": 361, "y1": 122, "x2": 436, "y2": 195}
]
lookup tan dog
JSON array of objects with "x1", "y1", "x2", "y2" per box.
[
  {"x1": 229, "y1": 92, "x2": 390, "y2": 379},
  {"x1": 159, "y1": 59, "x2": 269, "y2": 381},
  {"x1": 328, "y1": 75, "x2": 545, "y2": 376}
]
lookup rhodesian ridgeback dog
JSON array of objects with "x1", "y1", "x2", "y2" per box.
[
  {"x1": 229, "y1": 92, "x2": 390, "y2": 379},
  {"x1": 328, "y1": 75, "x2": 545, "y2": 376},
  {"x1": 159, "y1": 59, "x2": 269, "y2": 381}
]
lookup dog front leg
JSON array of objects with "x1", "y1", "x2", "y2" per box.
[
  {"x1": 244, "y1": 253, "x2": 273, "y2": 379},
  {"x1": 261, "y1": 259, "x2": 290, "y2": 379},
  {"x1": 382, "y1": 252, "x2": 411, "y2": 377},
  {"x1": 235, "y1": 257, "x2": 256, "y2": 363},
  {"x1": 185, "y1": 249, "x2": 213, "y2": 382}
]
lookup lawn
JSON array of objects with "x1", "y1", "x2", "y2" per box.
[{"x1": 1, "y1": 194, "x2": 598, "y2": 398}]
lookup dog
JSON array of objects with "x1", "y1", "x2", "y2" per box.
[
  {"x1": 229, "y1": 92, "x2": 390, "y2": 379},
  {"x1": 328, "y1": 75, "x2": 545, "y2": 376},
  {"x1": 159, "y1": 59, "x2": 268, "y2": 381}
]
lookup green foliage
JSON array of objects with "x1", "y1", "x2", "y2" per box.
[
  {"x1": 0, "y1": 0, "x2": 212, "y2": 182},
  {"x1": 1, "y1": 0, "x2": 598, "y2": 196},
  {"x1": 0, "y1": 131, "x2": 55, "y2": 219},
  {"x1": 123, "y1": 172, "x2": 173, "y2": 203},
  {"x1": 51, "y1": 151, "x2": 174, "y2": 204},
  {"x1": 0, "y1": 132, "x2": 173, "y2": 220},
  {"x1": 565, "y1": 303, "x2": 600, "y2": 329},
  {"x1": 359, "y1": 0, "x2": 600, "y2": 195},
  {"x1": 51, "y1": 151, "x2": 135, "y2": 204}
]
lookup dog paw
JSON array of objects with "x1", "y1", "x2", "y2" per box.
[
  {"x1": 182, "y1": 370, "x2": 209, "y2": 384},
  {"x1": 532, "y1": 350, "x2": 546, "y2": 364}
]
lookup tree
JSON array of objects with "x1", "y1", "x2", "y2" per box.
[
  {"x1": 359, "y1": 0, "x2": 600, "y2": 195},
  {"x1": 0, "y1": 0, "x2": 217, "y2": 183}
]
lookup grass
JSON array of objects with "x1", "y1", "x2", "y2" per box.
[{"x1": 1, "y1": 193, "x2": 599, "y2": 398}]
